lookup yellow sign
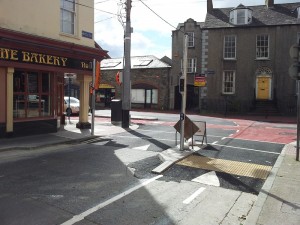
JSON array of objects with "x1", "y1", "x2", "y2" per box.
[
  {"x1": 99, "y1": 84, "x2": 114, "y2": 89},
  {"x1": 194, "y1": 76, "x2": 206, "y2": 87}
]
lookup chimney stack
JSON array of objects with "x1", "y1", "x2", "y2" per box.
[
  {"x1": 207, "y1": 0, "x2": 213, "y2": 12},
  {"x1": 265, "y1": 0, "x2": 274, "y2": 8}
]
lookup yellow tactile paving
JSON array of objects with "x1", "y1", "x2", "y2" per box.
[{"x1": 176, "y1": 155, "x2": 272, "y2": 179}]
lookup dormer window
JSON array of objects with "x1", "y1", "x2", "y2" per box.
[{"x1": 230, "y1": 4, "x2": 253, "y2": 25}]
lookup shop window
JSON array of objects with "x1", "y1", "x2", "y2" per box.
[
  {"x1": 60, "y1": 0, "x2": 76, "y2": 35},
  {"x1": 13, "y1": 71, "x2": 52, "y2": 119}
]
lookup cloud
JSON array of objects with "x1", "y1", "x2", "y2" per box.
[{"x1": 94, "y1": 0, "x2": 300, "y2": 59}]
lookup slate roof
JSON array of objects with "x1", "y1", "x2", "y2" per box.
[
  {"x1": 100, "y1": 55, "x2": 171, "y2": 70},
  {"x1": 204, "y1": 3, "x2": 300, "y2": 29}
]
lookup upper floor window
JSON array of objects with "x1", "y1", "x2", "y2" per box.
[
  {"x1": 297, "y1": 7, "x2": 300, "y2": 19},
  {"x1": 224, "y1": 35, "x2": 236, "y2": 59},
  {"x1": 187, "y1": 58, "x2": 197, "y2": 73},
  {"x1": 229, "y1": 5, "x2": 252, "y2": 25},
  {"x1": 60, "y1": 0, "x2": 76, "y2": 35},
  {"x1": 181, "y1": 58, "x2": 197, "y2": 73},
  {"x1": 187, "y1": 32, "x2": 195, "y2": 47},
  {"x1": 222, "y1": 71, "x2": 235, "y2": 94},
  {"x1": 256, "y1": 34, "x2": 269, "y2": 59}
]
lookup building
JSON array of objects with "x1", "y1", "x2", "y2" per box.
[
  {"x1": 170, "y1": 18, "x2": 204, "y2": 111},
  {"x1": 0, "y1": 0, "x2": 108, "y2": 137},
  {"x1": 202, "y1": 0, "x2": 300, "y2": 115},
  {"x1": 99, "y1": 55, "x2": 171, "y2": 110}
]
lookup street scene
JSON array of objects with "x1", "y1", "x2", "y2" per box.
[
  {"x1": 0, "y1": 110, "x2": 298, "y2": 225},
  {"x1": 1, "y1": 0, "x2": 300, "y2": 225}
]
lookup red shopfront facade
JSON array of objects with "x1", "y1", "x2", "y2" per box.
[{"x1": 0, "y1": 28, "x2": 108, "y2": 137}]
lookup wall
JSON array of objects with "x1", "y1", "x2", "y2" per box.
[
  {"x1": 0, "y1": 68, "x2": 6, "y2": 123},
  {"x1": 0, "y1": 0, "x2": 94, "y2": 47}
]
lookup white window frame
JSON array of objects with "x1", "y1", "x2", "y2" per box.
[
  {"x1": 187, "y1": 58, "x2": 197, "y2": 73},
  {"x1": 229, "y1": 9, "x2": 252, "y2": 25},
  {"x1": 181, "y1": 58, "x2": 197, "y2": 73},
  {"x1": 256, "y1": 34, "x2": 269, "y2": 59},
  {"x1": 187, "y1": 32, "x2": 195, "y2": 48},
  {"x1": 60, "y1": 0, "x2": 77, "y2": 35},
  {"x1": 222, "y1": 71, "x2": 235, "y2": 94},
  {"x1": 224, "y1": 35, "x2": 236, "y2": 60}
]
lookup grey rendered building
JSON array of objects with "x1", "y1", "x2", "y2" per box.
[
  {"x1": 202, "y1": 0, "x2": 300, "y2": 115},
  {"x1": 170, "y1": 18, "x2": 204, "y2": 110}
]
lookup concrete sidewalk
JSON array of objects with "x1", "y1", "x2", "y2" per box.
[{"x1": 245, "y1": 142, "x2": 300, "y2": 225}]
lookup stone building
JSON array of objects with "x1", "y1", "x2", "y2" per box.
[
  {"x1": 99, "y1": 55, "x2": 171, "y2": 110},
  {"x1": 202, "y1": 0, "x2": 300, "y2": 115},
  {"x1": 170, "y1": 18, "x2": 204, "y2": 111}
]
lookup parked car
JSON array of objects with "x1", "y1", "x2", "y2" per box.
[{"x1": 64, "y1": 96, "x2": 80, "y2": 115}]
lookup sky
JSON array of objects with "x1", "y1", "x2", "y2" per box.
[{"x1": 94, "y1": 0, "x2": 299, "y2": 59}]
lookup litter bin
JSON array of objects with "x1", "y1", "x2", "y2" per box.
[
  {"x1": 61, "y1": 114, "x2": 66, "y2": 125},
  {"x1": 111, "y1": 99, "x2": 122, "y2": 126}
]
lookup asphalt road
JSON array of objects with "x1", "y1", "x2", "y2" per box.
[{"x1": 0, "y1": 112, "x2": 296, "y2": 225}]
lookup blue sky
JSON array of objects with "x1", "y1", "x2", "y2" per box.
[{"x1": 94, "y1": 0, "x2": 299, "y2": 59}]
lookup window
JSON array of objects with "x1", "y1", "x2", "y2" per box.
[
  {"x1": 13, "y1": 71, "x2": 52, "y2": 118},
  {"x1": 187, "y1": 58, "x2": 197, "y2": 73},
  {"x1": 229, "y1": 7, "x2": 252, "y2": 25},
  {"x1": 131, "y1": 89, "x2": 158, "y2": 104},
  {"x1": 181, "y1": 58, "x2": 197, "y2": 73},
  {"x1": 297, "y1": 7, "x2": 300, "y2": 19},
  {"x1": 187, "y1": 32, "x2": 195, "y2": 47},
  {"x1": 256, "y1": 35, "x2": 269, "y2": 59},
  {"x1": 60, "y1": 0, "x2": 76, "y2": 35},
  {"x1": 224, "y1": 35, "x2": 236, "y2": 59},
  {"x1": 222, "y1": 71, "x2": 235, "y2": 94}
]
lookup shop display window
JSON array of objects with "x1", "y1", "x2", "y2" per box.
[{"x1": 13, "y1": 71, "x2": 52, "y2": 118}]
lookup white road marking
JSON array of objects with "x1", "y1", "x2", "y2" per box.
[
  {"x1": 183, "y1": 187, "x2": 206, "y2": 204},
  {"x1": 60, "y1": 175, "x2": 163, "y2": 225},
  {"x1": 211, "y1": 143, "x2": 280, "y2": 155},
  {"x1": 192, "y1": 171, "x2": 220, "y2": 187},
  {"x1": 132, "y1": 144, "x2": 150, "y2": 151},
  {"x1": 212, "y1": 141, "x2": 218, "y2": 145}
]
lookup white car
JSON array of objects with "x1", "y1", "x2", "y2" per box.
[{"x1": 64, "y1": 96, "x2": 80, "y2": 115}]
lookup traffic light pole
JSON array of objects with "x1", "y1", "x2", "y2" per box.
[
  {"x1": 122, "y1": 0, "x2": 132, "y2": 128},
  {"x1": 180, "y1": 34, "x2": 188, "y2": 151}
]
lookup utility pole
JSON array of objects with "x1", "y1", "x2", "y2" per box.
[
  {"x1": 122, "y1": 0, "x2": 132, "y2": 128},
  {"x1": 180, "y1": 34, "x2": 188, "y2": 151}
]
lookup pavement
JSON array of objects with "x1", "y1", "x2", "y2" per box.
[{"x1": 0, "y1": 110, "x2": 299, "y2": 225}]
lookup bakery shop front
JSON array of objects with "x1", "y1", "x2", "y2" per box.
[{"x1": 0, "y1": 28, "x2": 108, "y2": 138}]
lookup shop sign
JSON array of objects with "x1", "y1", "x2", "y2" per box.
[{"x1": 0, "y1": 47, "x2": 92, "y2": 71}]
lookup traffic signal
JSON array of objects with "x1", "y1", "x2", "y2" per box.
[
  {"x1": 289, "y1": 40, "x2": 300, "y2": 80},
  {"x1": 179, "y1": 77, "x2": 185, "y2": 93}
]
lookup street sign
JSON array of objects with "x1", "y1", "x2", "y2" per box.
[
  {"x1": 206, "y1": 70, "x2": 215, "y2": 75},
  {"x1": 194, "y1": 74, "x2": 206, "y2": 87}
]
